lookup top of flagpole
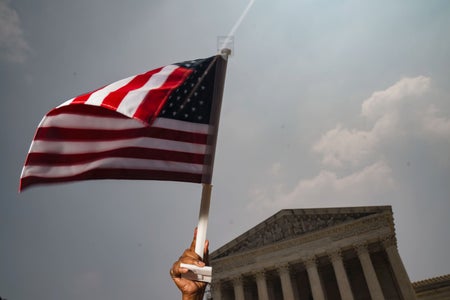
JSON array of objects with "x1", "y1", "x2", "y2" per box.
[
  {"x1": 217, "y1": 34, "x2": 233, "y2": 58},
  {"x1": 220, "y1": 48, "x2": 232, "y2": 59}
]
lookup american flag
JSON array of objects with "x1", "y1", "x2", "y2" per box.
[{"x1": 20, "y1": 55, "x2": 224, "y2": 191}]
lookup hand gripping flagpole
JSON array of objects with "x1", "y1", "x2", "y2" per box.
[{"x1": 180, "y1": 48, "x2": 231, "y2": 283}]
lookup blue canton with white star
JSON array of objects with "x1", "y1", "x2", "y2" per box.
[{"x1": 159, "y1": 56, "x2": 217, "y2": 125}]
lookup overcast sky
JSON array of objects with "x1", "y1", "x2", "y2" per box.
[{"x1": 1, "y1": 0, "x2": 449, "y2": 299}]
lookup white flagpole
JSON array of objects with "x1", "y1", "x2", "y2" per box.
[
  {"x1": 195, "y1": 183, "x2": 213, "y2": 257},
  {"x1": 181, "y1": 49, "x2": 230, "y2": 283},
  {"x1": 195, "y1": 48, "x2": 230, "y2": 258}
]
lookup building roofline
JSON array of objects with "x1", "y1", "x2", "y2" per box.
[{"x1": 412, "y1": 274, "x2": 450, "y2": 291}]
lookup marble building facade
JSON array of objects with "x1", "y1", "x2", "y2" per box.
[{"x1": 208, "y1": 206, "x2": 418, "y2": 300}]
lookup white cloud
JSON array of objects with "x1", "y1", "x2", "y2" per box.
[
  {"x1": 0, "y1": 0, "x2": 30, "y2": 63},
  {"x1": 248, "y1": 160, "x2": 394, "y2": 212},
  {"x1": 312, "y1": 124, "x2": 378, "y2": 168},
  {"x1": 361, "y1": 76, "x2": 431, "y2": 120},
  {"x1": 313, "y1": 76, "x2": 440, "y2": 168},
  {"x1": 249, "y1": 75, "x2": 450, "y2": 215},
  {"x1": 285, "y1": 160, "x2": 394, "y2": 205}
]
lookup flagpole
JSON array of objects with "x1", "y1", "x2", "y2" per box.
[
  {"x1": 195, "y1": 48, "x2": 230, "y2": 258},
  {"x1": 195, "y1": 183, "x2": 212, "y2": 257},
  {"x1": 180, "y1": 48, "x2": 230, "y2": 283}
]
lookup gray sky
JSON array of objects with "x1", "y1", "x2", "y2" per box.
[{"x1": 1, "y1": 0, "x2": 449, "y2": 299}]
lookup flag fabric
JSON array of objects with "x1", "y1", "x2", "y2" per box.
[{"x1": 20, "y1": 55, "x2": 221, "y2": 191}]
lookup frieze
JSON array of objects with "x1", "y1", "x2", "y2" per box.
[{"x1": 212, "y1": 210, "x2": 387, "y2": 259}]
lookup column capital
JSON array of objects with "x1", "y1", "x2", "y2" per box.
[
  {"x1": 304, "y1": 256, "x2": 317, "y2": 268},
  {"x1": 354, "y1": 242, "x2": 369, "y2": 255},
  {"x1": 254, "y1": 270, "x2": 267, "y2": 280},
  {"x1": 276, "y1": 263, "x2": 291, "y2": 273},
  {"x1": 381, "y1": 234, "x2": 398, "y2": 249},
  {"x1": 328, "y1": 249, "x2": 343, "y2": 262},
  {"x1": 232, "y1": 275, "x2": 244, "y2": 285}
]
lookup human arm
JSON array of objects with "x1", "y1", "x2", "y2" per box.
[{"x1": 170, "y1": 229, "x2": 209, "y2": 300}]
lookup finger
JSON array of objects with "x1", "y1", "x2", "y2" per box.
[
  {"x1": 180, "y1": 239, "x2": 208, "y2": 267},
  {"x1": 171, "y1": 261, "x2": 181, "y2": 277},
  {"x1": 172, "y1": 258, "x2": 202, "y2": 278},
  {"x1": 180, "y1": 254, "x2": 205, "y2": 267},
  {"x1": 182, "y1": 247, "x2": 201, "y2": 260},
  {"x1": 170, "y1": 268, "x2": 179, "y2": 279}
]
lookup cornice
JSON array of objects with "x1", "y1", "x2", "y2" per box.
[
  {"x1": 412, "y1": 274, "x2": 450, "y2": 291},
  {"x1": 211, "y1": 206, "x2": 393, "y2": 260}
]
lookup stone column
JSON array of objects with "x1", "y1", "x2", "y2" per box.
[
  {"x1": 278, "y1": 264, "x2": 295, "y2": 300},
  {"x1": 212, "y1": 281, "x2": 222, "y2": 300},
  {"x1": 255, "y1": 271, "x2": 270, "y2": 300},
  {"x1": 305, "y1": 257, "x2": 325, "y2": 300},
  {"x1": 232, "y1": 276, "x2": 245, "y2": 300},
  {"x1": 329, "y1": 250, "x2": 354, "y2": 300},
  {"x1": 383, "y1": 235, "x2": 417, "y2": 300},
  {"x1": 355, "y1": 243, "x2": 384, "y2": 300}
]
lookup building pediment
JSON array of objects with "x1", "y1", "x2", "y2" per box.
[{"x1": 211, "y1": 206, "x2": 392, "y2": 259}]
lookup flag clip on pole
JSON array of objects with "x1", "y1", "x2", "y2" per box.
[{"x1": 181, "y1": 48, "x2": 231, "y2": 283}]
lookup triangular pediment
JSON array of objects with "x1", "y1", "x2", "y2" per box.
[{"x1": 211, "y1": 206, "x2": 391, "y2": 259}]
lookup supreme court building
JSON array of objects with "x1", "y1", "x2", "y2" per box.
[{"x1": 208, "y1": 206, "x2": 447, "y2": 300}]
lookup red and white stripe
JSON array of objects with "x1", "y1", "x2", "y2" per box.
[
  {"x1": 19, "y1": 65, "x2": 212, "y2": 191},
  {"x1": 20, "y1": 106, "x2": 212, "y2": 191},
  {"x1": 58, "y1": 64, "x2": 191, "y2": 124}
]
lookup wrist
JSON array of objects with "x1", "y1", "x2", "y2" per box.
[{"x1": 182, "y1": 294, "x2": 202, "y2": 300}]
